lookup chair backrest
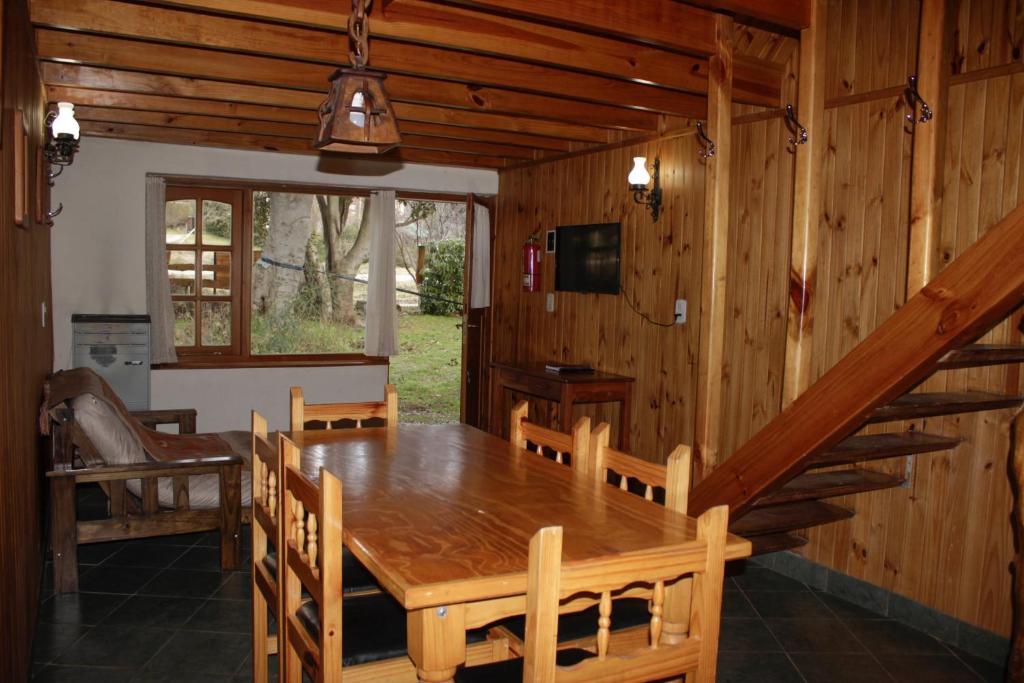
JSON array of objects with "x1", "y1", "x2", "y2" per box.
[
  {"x1": 251, "y1": 411, "x2": 280, "y2": 683},
  {"x1": 590, "y1": 422, "x2": 690, "y2": 513},
  {"x1": 290, "y1": 385, "x2": 399, "y2": 431},
  {"x1": 509, "y1": 400, "x2": 591, "y2": 472},
  {"x1": 280, "y1": 434, "x2": 344, "y2": 683},
  {"x1": 523, "y1": 506, "x2": 729, "y2": 683}
]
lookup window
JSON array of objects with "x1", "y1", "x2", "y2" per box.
[
  {"x1": 165, "y1": 187, "x2": 242, "y2": 357},
  {"x1": 163, "y1": 183, "x2": 379, "y2": 366}
]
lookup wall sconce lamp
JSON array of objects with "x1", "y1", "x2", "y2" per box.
[
  {"x1": 43, "y1": 102, "x2": 80, "y2": 185},
  {"x1": 628, "y1": 156, "x2": 662, "y2": 221}
]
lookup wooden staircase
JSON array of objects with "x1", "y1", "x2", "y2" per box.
[{"x1": 688, "y1": 204, "x2": 1024, "y2": 554}]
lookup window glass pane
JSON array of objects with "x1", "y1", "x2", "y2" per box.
[
  {"x1": 174, "y1": 302, "x2": 195, "y2": 346},
  {"x1": 167, "y1": 251, "x2": 196, "y2": 295},
  {"x1": 201, "y1": 251, "x2": 231, "y2": 295},
  {"x1": 201, "y1": 302, "x2": 232, "y2": 346},
  {"x1": 165, "y1": 199, "x2": 196, "y2": 245},
  {"x1": 250, "y1": 191, "x2": 365, "y2": 354},
  {"x1": 202, "y1": 200, "x2": 232, "y2": 245}
]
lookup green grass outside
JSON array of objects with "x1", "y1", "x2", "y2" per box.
[
  {"x1": 249, "y1": 311, "x2": 462, "y2": 424},
  {"x1": 390, "y1": 313, "x2": 462, "y2": 424}
]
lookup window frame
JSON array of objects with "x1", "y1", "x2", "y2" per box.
[{"x1": 160, "y1": 177, "x2": 446, "y2": 369}]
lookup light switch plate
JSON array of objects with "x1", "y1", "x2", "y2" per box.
[
  {"x1": 674, "y1": 299, "x2": 687, "y2": 325},
  {"x1": 546, "y1": 292, "x2": 555, "y2": 312}
]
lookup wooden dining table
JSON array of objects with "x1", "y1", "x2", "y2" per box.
[{"x1": 286, "y1": 423, "x2": 751, "y2": 683}]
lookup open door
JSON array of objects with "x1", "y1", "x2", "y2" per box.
[{"x1": 461, "y1": 195, "x2": 494, "y2": 428}]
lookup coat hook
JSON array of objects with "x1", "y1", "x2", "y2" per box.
[
  {"x1": 696, "y1": 120, "x2": 716, "y2": 159},
  {"x1": 47, "y1": 164, "x2": 63, "y2": 187},
  {"x1": 784, "y1": 104, "x2": 808, "y2": 147},
  {"x1": 904, "y1": 74, "x2": 933, "y2": 124},
  {"x1": 46, "y1": 203, "x2": 63, "y2": 221}
]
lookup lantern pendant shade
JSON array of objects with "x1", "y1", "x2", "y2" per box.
[
  {"x1": 315, "y1": 68, "x2": 401, "y2": 154},
  {"x1": 628, "y1": 156, "x2": 651, "y2": 189}
]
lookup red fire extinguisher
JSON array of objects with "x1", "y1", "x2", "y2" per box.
[{"x1": 522, "y1": 233, "x2": 541, "y2": 292}]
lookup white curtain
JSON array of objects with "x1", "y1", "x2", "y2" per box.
[
  {"x1": 470, "y1": 203, "x2": 491, "y2": 309},
  {"x1": 144, "y1": 176, "x2": 178, "y2": 364},
  {"x1": 364, "y1": 190, "x2": 398, "y2": 356}
]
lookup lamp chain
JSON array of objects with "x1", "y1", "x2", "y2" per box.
[{"x1": 348, "y1": 0, "x2": 372, "y2": 69}]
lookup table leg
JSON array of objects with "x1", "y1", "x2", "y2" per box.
[
  {"x1": 559, "y1": 386, "x2": 573, "y2": 435},
  {"x1": 407, "y1": 605, "x2": 467, "y2": 683},
  {"x1": 662, "y1": 577, "x2": 692, "y2": 645},
  {"x1": 490, "y1": 370, "x2": 504, "y2": 437}
]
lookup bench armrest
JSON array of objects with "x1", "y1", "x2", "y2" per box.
[
  {"x1": 130, "y1": 408, "x2": 197, "y2": 433},
  {"x1": 46, "y1": 454, "x2": 244, "y2": 482}
]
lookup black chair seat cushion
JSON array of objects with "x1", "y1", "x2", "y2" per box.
[
  {"x1": 454, "y1": 648, "x2": 594, "y2": 683},
  {"x1": 261, "y1": 547, "x2": 380, "y2": 594},
  {"x1": 498, "y1": 597, "x2": 652, "y2": 642},
  {"x1": 296, "y1": 593, "x2": 492, "y2": 668},
  {"x1": 297, "y1": 593, "x2": 408, "y2": 667}
]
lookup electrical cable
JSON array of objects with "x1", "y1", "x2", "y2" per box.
[{"x1": 620, "y1": 285, "x2": 676, "y2": 328}]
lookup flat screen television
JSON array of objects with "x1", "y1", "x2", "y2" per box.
[{"x1": 554, "y1": 222, "x2": 621, "y2": 295}]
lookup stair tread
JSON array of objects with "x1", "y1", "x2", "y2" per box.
[
  {"x1": 868, "y1": 391, "x2": 1023, "y2": 423},
  {"x1": 748, "y1": 532, "x2": 808, "y2": 556},
  {"x1": 938, "y1": 344, "x2": 1024, "y2": 370},
  {"x1": 755, "y1": 469, "x2": 904, "y2": 506},
  {"x1": 730, "y1": 501, "x2": 854, "y2": 537},
  {"x1": 811, "y1": 432, "x2": 960, "y2": 467}
]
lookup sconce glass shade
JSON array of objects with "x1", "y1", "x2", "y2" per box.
[
  {"x1": 51, "y1": 102, "x2": 80, "y2": 140},
  {"x1": 628, "y1": 156, "x2": 651, "y2": 189},
  {"x1": 315, "y1": 68, "x2": 401, "y2": 154}
]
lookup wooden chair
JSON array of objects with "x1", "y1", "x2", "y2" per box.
[
  {"x1": 288, "y1": 386, "x2": 398, "y2": 596},
  {"x1": 455, "y1": 507, "x2": 730, "y2": 683},
  {"x1": 590, "y1": 421, "x2": 690, "y2": 512},
  {"x1": 251, "y1": 411, "x2": 280, "y2": 683},
  {"x1": 279, "y1": 434, "x2": 409, "y2": 683},
  {"x1": 290, "y1": 385, "x2": 399, "y2": 431},
  {"x1": 495, "y1": 422, "x2": 693, "y2": 656},
  {"x1": 509, "y1": 400, "x2": 591, "y2": 472}
]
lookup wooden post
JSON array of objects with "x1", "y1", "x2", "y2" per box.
[
  {"x1": 1010, "y1": 410, "x2": 1024, "y2": 681},
  {"x1": 906, "y1": 0, "x2": 952, "y2": 298},
  {"x1": 781, "y1": 0, "x2": 826, "y2": 407},
  {"x1": 694, "y1": 14, "x2": 733, "y2": 477}
]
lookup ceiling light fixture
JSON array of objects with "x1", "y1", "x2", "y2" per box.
[{"x1": 314, "y1": 0, "x2": 401, "y2": 154}]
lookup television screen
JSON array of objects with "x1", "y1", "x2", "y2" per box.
[{"x1": 555, "y1": 222, "x2": 621, "y2": 294}]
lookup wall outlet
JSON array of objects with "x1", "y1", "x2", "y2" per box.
[
  {"x1": 674, "y1": 299, "x2": 687, "y2": 325},
  {"x1": 546, "y1": 292, "x2": 555, "y2": 313}
]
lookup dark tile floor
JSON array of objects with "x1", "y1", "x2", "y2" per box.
[{"x1": 31, "y1": 487, "x2": 1007, "y2": 682}]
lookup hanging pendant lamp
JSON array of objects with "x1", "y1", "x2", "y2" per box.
[{"x1": 315, "y1": 0, "x2": 402, "y2": 154}]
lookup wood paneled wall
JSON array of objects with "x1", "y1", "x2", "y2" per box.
[
  {"x1": 493, "y1": 0, "x2": 1024, "y2": 638},
  {"x1": 492, "y1": 136, "x2": 706, "y2": 460},
  {"x1": 1, "y1": 1, "x2": 54, "y2": 679}
]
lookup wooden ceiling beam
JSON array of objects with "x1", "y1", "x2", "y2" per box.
[
  {"x1": 142, "y1": 0, "x2": 780, "y2": 105},
  {"x1": 681, "y1": 1, "x2": 812, "y2": 31},
  {"x1": 78, "y1": 120, "x2": 510, "y2": 168},
  {"x1": 412, "y1": 0, "x2": 717, "y2": 54},
  {"x1": 46, "y1": 85, "x2": 609, "y2": 144},
  {"x1": 29, "y1": 1, "x2": 743, "y2": 114},
  {"x1": 393, "y1": 121, "x2": 573, "y2": 151},
  {"x1": 37, "y1": 50, "x2": 663, "y2": 132}
]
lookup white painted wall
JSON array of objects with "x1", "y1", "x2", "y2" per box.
[{"x1": 52, "y1": 137, "x2": 498, "y2": 431}]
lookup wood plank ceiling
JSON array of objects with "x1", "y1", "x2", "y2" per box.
[{"x1": 30, "y1": 0, "x2": 809, "y2": 169}]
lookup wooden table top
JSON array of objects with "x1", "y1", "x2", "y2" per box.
[
  {"x1": 491, "y1": 361, "x2": 635, "y2": 384},
  {"x1": 285, "y1": 424, "x2": 750, "y2": 610}
]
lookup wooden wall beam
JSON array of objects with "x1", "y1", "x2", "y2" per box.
[
  {"x1": 781, "y1": 0, "x2": 826, "y2": 407},
  {"x1": 78, "y1": 121, "x2": 510, "y2": 168},
  {"x1": 47, "y1": 86, "x2": 608, "y2": 144},
  {"x1": 693, "y1": 15, "x2": 733, "y2": 477},
  {"x1": 906, "y1": 0, "x2": 953, "y2": 298}
]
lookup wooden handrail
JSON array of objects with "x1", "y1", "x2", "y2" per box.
[{"x1": 690, "y1": 202, "x2": 1024, "y2": 518}]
